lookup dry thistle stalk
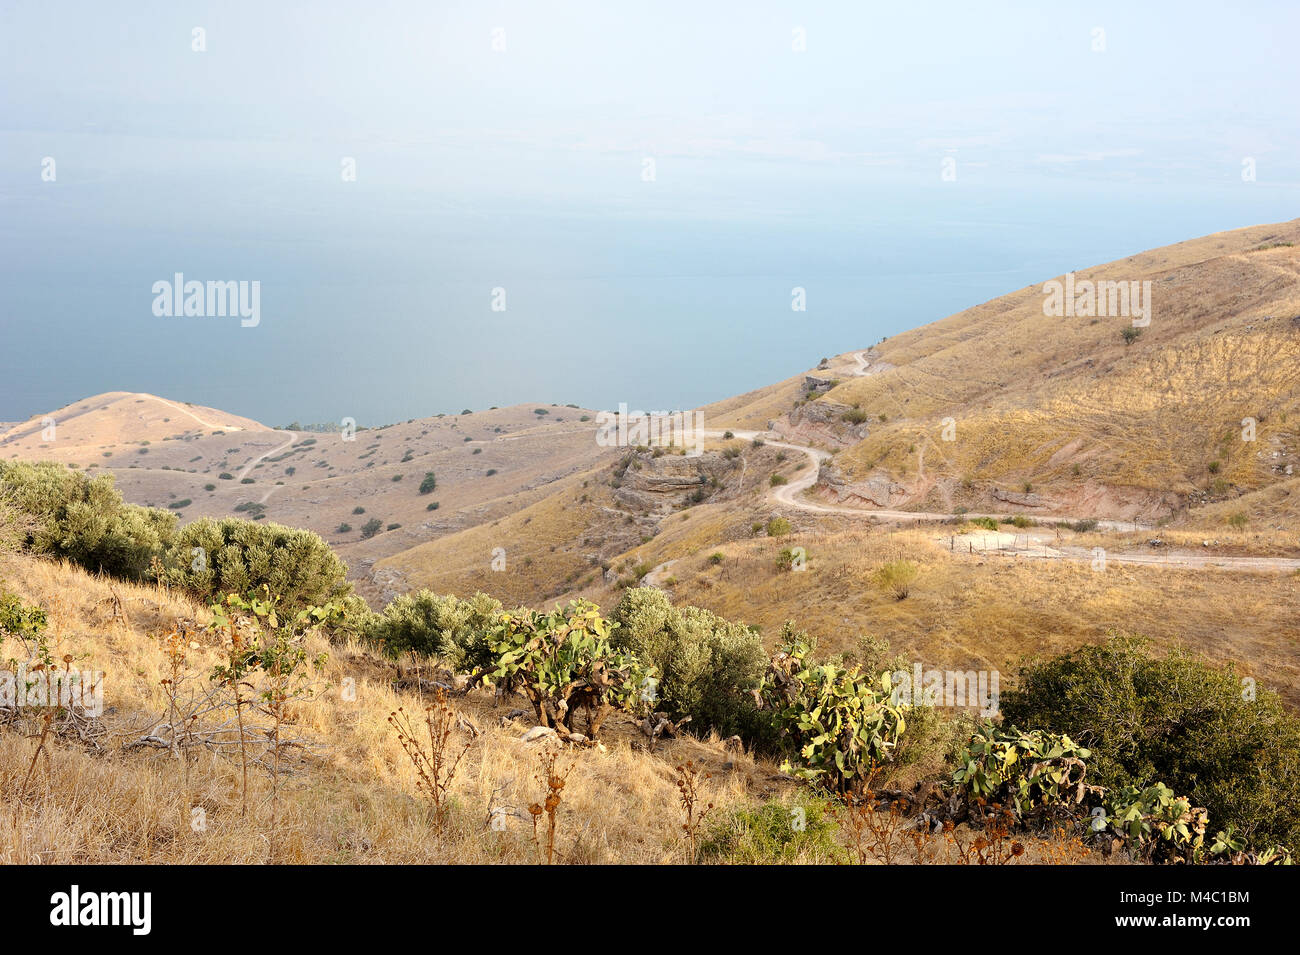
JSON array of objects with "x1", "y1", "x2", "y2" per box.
[
  {"x1": 674, "y1": 760, "x2": 714, "y2": 863},
  {"x1": 528, "y1": 742, "x2": 574, "y2": 864},
  {"x1": 388, "y1": 686, "x2": 473, "y2": 827}
]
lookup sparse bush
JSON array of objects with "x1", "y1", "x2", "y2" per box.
[
  {"x1": 969, "y1": 516, "x2": 999, "y2": 531},
  {"x1": 765, "y1": 516, "x2": 791, "y2": 537},
  {"x1": 769, "y1": 474, "x2": 788, "y2": 487},
  {"x1": 708, "y1": 552, "x2": 724, "y2": 565},
  {"x1": 1227, "y1": 511, "x2": 1248, "y2": 530},
  {"x1": 840, "y1": 408, "x2": 869, "y2": 424},
  {"x1": 336, "y1": 523, "x2": 352, "y2": 533},
  {"x1": 699, "y1": 796, "x2": 843, "y2": 863},
  {"x1": 873, "y1": 560, "x2": 918, "y2": 600},
  {"x1": 1121, "y1": 326, "x2": 1143, "y2": 345},
  {"x1": 361, "y1": 518, "x2": 383, "y2": 538}
]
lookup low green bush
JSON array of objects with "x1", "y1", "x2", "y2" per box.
[
  {"x1": 162, "y1": 517, "x2": 349, "y2": 611},
  {"x1": 611, "y1": 587, "x2": 767, "y2": 743}
]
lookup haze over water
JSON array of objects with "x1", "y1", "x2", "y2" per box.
[{"x1": 2, "y1": 1, "x2": 1297, "y2": 425}]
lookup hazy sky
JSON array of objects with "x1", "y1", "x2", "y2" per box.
[{"x1": 2, "y1": 0, "x2": 1297, "y2": 425}]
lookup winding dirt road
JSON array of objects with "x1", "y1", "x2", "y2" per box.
[{"x1": 692, "y1": 428, "x2": 1300, "y2": 574}]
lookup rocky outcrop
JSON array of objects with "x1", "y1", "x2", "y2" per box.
[
  {"x1": 818, "y1": 465, "x2": 908, "y2": 507},
  {"x1": 611, "y1": 450, "x2": 731, "y2": 512},
  {"x1": 992, "y1": 487, "x2": 1046, "y2": 508},
  {"x1": 777, "y1": 400, "x2": 870, "y2": 448}
]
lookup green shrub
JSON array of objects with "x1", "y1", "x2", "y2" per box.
[
  {"x1": 0, "y1": 588, "x2": 48, "y2": 642},
  {"x1": 757, "y1": 634, "x2": 907, "y2": 792},
  {"x1": 611, "y1": 588, "x2": 767, "y2": 742},
  {"x1": 352, "y1": 506, "x2": 366, "y2": 515},
  {"x1": 769, "y1": 473, "x2": 788, "y2": 487},
  {"x1": 426, "y1": 501, "x2": 440, "y2": 511},
  {"x1": 477, "y1": 600, "x2": 647, "y2": 737},
  {"x1": 0, "y1": 460, "x2": 177, "y2": 580},
  {"x1": 969, "y1": 516, "x2": 999, "y2": 531},
  {"x1": 162, "y1": 517, "x2": 350, "y2": 611},
  {"x1": 363, "y1": 590, "x2": 503, "y2": 664},
  {"x1": 361, "y1": 518, "x2": 383, "y2": 539},
  {"x1": 1000, "y1": 633, "x2": 1300, "y2": 849},
  {"x1": 336, "y1": 523, "x2": 352, "y2": 533},
  {"x1": 699, "y1": 796, "x2": 843, "y2": 863},
  {"x1": 775, "y1": 546, "x2": 803, "y2": 571},
  {"x1": 218, "y1": 473, "x2": 233, "y2": 480},
  {"x1": 419, "y1": 472, "x2": 437, "y2": 494},
  {"x1": 765, "y1": 517, "x2": 791, "y2": 537},
  {"x1": 952, "y1": 724, "x2": 1092, "y2": 816},
  {"x1": 1097, "y1": 782, "x2": 1208, "y2": 864},
  {"x1": 840, "y1": 408, "x2": 869, "y2": 424},
  {"x1": 168, "y1": 499, "x2": 192, "y2": 509}
]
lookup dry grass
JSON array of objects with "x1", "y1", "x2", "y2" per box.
[
  {"x1": 0, "y1": 554, "x2": 786, "y2": 864},
  {"x1": 618, "y1": 524, "x2": 1300, "y2": 705},
  {"x1": 827, "y1": 221, "x2": 1300, "y2": 523}
]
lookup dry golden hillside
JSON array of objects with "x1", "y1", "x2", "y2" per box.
[
  {"x1": 820, "y1": 220, "x2": 1300, "y2": 524},
  {"x1": 1, "y1": 554, "x2": 1101, "y2": 865}
]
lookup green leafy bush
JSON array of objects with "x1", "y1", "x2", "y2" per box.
[
  {"x1": 873, "y1": 560, "x2": 917, "y2": 600},
  {"x1": 476, "y1": 599, "x2": 648, "y2": 737},
  {"x1": 969, "y1": 516, "x2": 998, "y2": 531},
  {"x1": 1001, "y1": 633, "x2": 1300, "y2": 849},
  {"x1": 951, "y1": 724, "x2": 1092, "y2": 816},
  {"x1": 757, "y1": 635, "x2": 907, "y2": 792},
  {"x1": 611, "y1": 587, "x2": 767, "y2": 742},
  {"x1": 363, "y1": 590, "x2": 503, "y2": 665},
  {"x1": 765, "y1": 517, "x2": 791, "y2": 537},
  {"x1": 0, "y1": 460, "x2": 177, "y2": 580},
  {"x1": 162, "y1": 517, "x2": 349, "y2": 611},
  {"x1": 419, "y1": 472, "x2": 437, "y2": 494},
  {"x1": 700, "y1": 796, "x2": 843, "y2": 863},
  {"x1": 0, "y1": 588, "x2": 48, "y2": 641},
  {"x1": 1096, "y1": 782, "x2": 1207, "y2": 864}
]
